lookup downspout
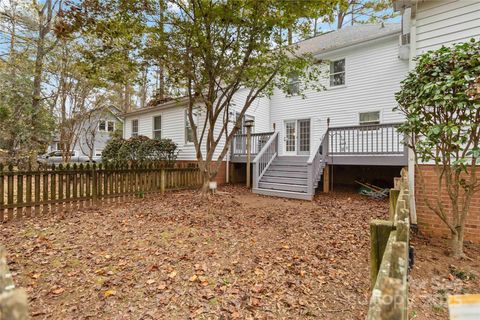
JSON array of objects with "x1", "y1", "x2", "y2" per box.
[{"x1": 407, "y1": 4, "x2": 418, "y2": 225}]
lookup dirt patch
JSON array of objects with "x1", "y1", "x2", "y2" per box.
[
  {"x1": 409, "y1": 234, "x2": 480, "y2": 319},
  {"x1": 1, "y1": 185, "x2": 390, "y2": 319}
]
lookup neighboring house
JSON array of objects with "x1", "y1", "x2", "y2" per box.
[
  {"x1": 394, "y1": 0, "x2": 480, "y2": 242},
  {"x1": 48, "y1": 106, "x2": 123, "y2": 159}
]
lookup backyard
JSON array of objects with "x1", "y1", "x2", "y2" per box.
[{"x1": 1, "y1": 186, "x2": 479, "y2": 319}]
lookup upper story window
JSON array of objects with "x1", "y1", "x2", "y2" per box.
[
  {"x1": 287, "y1": 73, "x2": 300, "y2": 95},
  {"x1": 131, "y1": 119, "x2": 139, "y2": 137},
  {"x1": 99, "y1": 120, "x2": 115, "y2": 132},
  {"x1": 359, "y1": 111, "x2": 380, "y2": 125},
  {"x1": 330, "y1": 59, "x2": 345, "y2": 87},
  {"x1": 153, "y1": 116, "x2": 162, "y2": 139}
]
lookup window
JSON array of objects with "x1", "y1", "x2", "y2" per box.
[
  {"x1": 153, "y1": 116, "x2": 162, "y2": 139},
  {"x1": 99, "y1": 120, "x2": 106, "y2": 131},
  {"x1": 185, "y1": 110, "x2": 196, "y2": 144},
  {"x1": 95, "y1": 150, "x2": 103, "y2": 157},
  {"x1": 330, "y1": 59, "x2": 345, "y2": 87},
  {"x1": 99, "y1": 120, "x2": 115, "y2": 132},
  {"x1": 131, "y1": 119, "x2": 139, "y2": 137},
  {"x1": 359, "y1": 111, "x2": 380, "y2": 125},
  {"x1": 287, "y1": 73, "x2": 300, "y2": 95},
  {"x1": 107, "y1": 121, "x2": 115, "y2": 132}
]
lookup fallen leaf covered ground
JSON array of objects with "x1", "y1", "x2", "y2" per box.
[
  {"x1": 408, "y1": 234, "x2": 480, "y2": 319},
  {"x1": 1, "y1": 186, "x2": 392, "y2": 319}
]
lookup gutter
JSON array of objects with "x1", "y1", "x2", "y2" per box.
[{"x1": 313, "y1": 32, "x2": 400, "y2": 59}]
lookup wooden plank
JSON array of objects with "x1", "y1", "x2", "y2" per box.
[
  {"x1": 370, "y1": 219, "x2": 395, "y2": 289},
  {"x1": 42, "y1": 170, "x2": 48, "y2": 215},
  {"x1": 50, "y1": 166, "x2": 56, "y2": 214},
  {"x1": 7, "y1": 166, "x2": 14, "y2": 221},
  {"x1": 16, "y1": 173, "x2": 23, "y2": 219},
  {"x1": 58, "y1": 165, "x2": 64, "y2": 214},
  {"x1": 34, "y1": 170, "x2": 41, "y2": 216},
  {"x1": 0, "y1": 164, "x2": 4, "y2": 222},
  {"x1": 25, "y1": 173, "x2": 32, "y2": 218}
]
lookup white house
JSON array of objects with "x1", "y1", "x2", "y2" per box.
[
  {"x1": 123, "y1": 2, "x2": 479, "y2": 201},
  {"x1": 123, "y1": 23, "x2": 409, "y2": 198}
]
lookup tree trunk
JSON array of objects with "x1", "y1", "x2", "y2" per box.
[
  {"x1": 198, "y1": 161, "x2": 218, "y2": 194},
  {"x1": 451, "y1": 226, "x2": 465, "y2": 258}
]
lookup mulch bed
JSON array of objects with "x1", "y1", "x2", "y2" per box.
[{"x1": 5, "y1": 185, "x2": 474, "y2": 319}]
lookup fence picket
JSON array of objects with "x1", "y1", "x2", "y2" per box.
[
  {"x1": 16, "y1": 173, "x2": 23, "y2": 219},
  {"x1": 26, "y1": 171, "x2": 32, "y2": 218},
  {"x1": 0, "y1": 163, "x2": 201, "y2": 221}
]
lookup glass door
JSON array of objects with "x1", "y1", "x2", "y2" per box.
[
  {"x1": 298, "y1": 119, "x2": 311, "y2": 155},
  {"x1": 284, "y1": 120, "x2": 297, "y2": 155}
]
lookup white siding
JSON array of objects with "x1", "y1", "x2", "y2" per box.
[
  {"x1": 415, "y1": 0, "x2": 480, "y2": 54},
  {"x1": 270, "y1": 36, "x2": 409, "y2": 156},
  {"x1": 123, "y1": 88, "x2": 271, "y2": 161}
]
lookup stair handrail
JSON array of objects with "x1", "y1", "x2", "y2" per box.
[
  {"x1": 306, "y1": 130, "x2": 329, "y2": 196},
  {"x1": 252, "y1": 132, "x2": 279, "y2": 189}
]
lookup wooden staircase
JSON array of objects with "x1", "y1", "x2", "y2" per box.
[
  {"x1": 253, "y1": 156, "x2": 321, "y2": 200},
  {"x1": 238, "y1": 122, "x2": 406, "y2": 201}
]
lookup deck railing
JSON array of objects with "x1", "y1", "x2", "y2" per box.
[
  {"x1": 306, "y1": 133, "x2": 328, "y2": 196},
  {"x1": 327, "y1": 123, "x2": 405, "y2": 155},
  {"x1": 231, "y1": 132, "x2": 274, "y2": 157},
  {"x1": 252, "y1": 132, "x2": 278, "y2": 189}
]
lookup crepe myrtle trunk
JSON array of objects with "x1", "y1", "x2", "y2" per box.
[
  {"x1": 197, "y1": 160, "x2": 219, "y2": 193},
  {"x1": 451, "y1": 226, "x2": 465, "y2": 258}
]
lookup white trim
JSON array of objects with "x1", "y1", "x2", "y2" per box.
[
  {"x1": 131, "y1": 119, "x2": 139, "y2": 137},
  {"x1": 152, "y1": 114, "x2": 162, "y2": 139},
  {"x1": 358, "y1": 110, "x2": 382, "y2": 125},
  {"x1": 328, "y1": 57, "x2": 347, "y2": 89}
]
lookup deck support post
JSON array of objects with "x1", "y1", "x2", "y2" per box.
[
  {"x1": 323, "y1": 165, "x2": 330, "y2": 193},
  {"x1": 245, "y1": 120, "x2": 254, "y2": 189}
]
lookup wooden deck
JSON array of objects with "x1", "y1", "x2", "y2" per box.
[{"x1": 231, "y1": 123, "x2": 407, "y2": 200}]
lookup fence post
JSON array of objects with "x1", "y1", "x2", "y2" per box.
[
  {"x1": 370, "y1": 219, "x2": 395, "y2": 289},
  {"x1": 92, "y1": 164, "x2": 98, "y2": 203},
  {"x1": 160, "y1": 169, "x2": 165, "y2": 194},
  {"x1": 389, "y1": 189, "x2": 400, "y2": 219}
]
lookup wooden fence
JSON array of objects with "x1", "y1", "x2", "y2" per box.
[
  {"x1": 367, "y1": 168, "x2": 411, "y2": 320},
  {"x1": 0, "y1": 163, "x2": 203, "y2": 222},
  {"x1": 0, "y1": 245, "x2": 28, "y2": 319}
]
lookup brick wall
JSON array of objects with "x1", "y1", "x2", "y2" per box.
[{"x1": 415, "y1": 165, "x2": 480, "y2": 243}]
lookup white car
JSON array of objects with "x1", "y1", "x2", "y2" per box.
[{"x1": 37, "y1": 150, "x2": 101, "y2": 165}]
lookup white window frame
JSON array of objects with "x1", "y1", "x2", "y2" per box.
[
  {"x1": 329, "y1": 58, "x2": 346, "y2": 88},
  {"x1": 152, "y1": 115, "x2": 162, "y2": 140},
  {"x1": 359, "y1": 111, "x2": 381, "y2": 126},
  {"x1": 185, "y1": 109, "x2": 198, "y2": 145},
  {"x1": 287, "y1": 73, "x2": 300, "y2": 95},
  {"x1": 131, "y1": 119, "x2": 139, "y2": 137},
  {"x1": 107, "y1": 120, "x2": 115, "y2": 132},
  {"x1": 99, "y1": 120, "x2": 115, "y2": 132},
  {"x1": 98, "y1": 120, "x2": 107, "y2": 132}
]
